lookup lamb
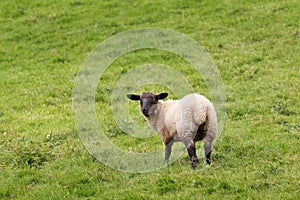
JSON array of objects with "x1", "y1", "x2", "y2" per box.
[{"x1": 127, "y1": 92, "x2": 218, "y2": 169}]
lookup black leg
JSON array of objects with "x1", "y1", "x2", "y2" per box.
[
  {"x1": 205, "y1": 151, "x2": 211, "y2": 165},
  {"x1": 164, "y1": 140, "x2": 174, "y2": 163},
  {"x1": 187, "y1": 145, "x2": 198, "y2": 169},
  {"x1": 204, "y1": 135, "x2": 213, "y2": 165}
]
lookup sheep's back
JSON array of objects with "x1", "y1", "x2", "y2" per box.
[
  {"x1": 180, "y1": 94, "x2": 211, "y2": 125},
  {"x1": 159, "y1": 94, "x2": 217, "y2": 141}
]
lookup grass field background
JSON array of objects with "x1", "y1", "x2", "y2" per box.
[{"x1": 0, "y1": 0, "x2": 299, "y2": 199}]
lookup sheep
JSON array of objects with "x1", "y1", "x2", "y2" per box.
[{"x1": 127, "y1": 92, "x2": 218, "y2": 169}]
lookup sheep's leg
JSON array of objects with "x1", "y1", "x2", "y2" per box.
[
  {"x1": 164, "y1": 140, "x2": 174, "y2": 163},
  {"x1": 184, "y1": 139, "x2": 198, "y2": 169},
  {"x1": 204, "y1": 135, "x2": 213, "y2": 165},
  {"x1": 187, "y1": 145, "x2": 198, "y2": 169}
]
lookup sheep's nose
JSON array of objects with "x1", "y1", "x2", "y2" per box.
[{"x1": 142, "y1": 109, "x2": 149, "y2": 116}]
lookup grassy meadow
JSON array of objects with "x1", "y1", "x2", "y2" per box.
[{"x1": 1, "y1": 0, "x2": 299, "y2": 199}]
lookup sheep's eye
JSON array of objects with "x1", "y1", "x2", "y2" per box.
[
  {"x1": 151, "y1": 98, "x2": 157, "y2": 104},
  {"x1": 140, "y1": 101, "x2": 143, "y2": 106}
]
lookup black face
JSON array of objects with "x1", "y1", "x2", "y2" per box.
[
  {"x1": 127, "y1": 92, "x2": 168, "y2": 117},
  {"x1": 140, "y1": 95, "x2": 157, "y2": 117}
]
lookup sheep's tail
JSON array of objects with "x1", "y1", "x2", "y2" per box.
[{"x1": 206, "y1": 104, "x2": 218, "y2": 139}]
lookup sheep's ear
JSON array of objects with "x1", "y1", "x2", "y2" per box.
[
  {"x1": 156, "y1": 93, "x2": 168, "y2": 100},
  {"x1": 127, "y1": 94, "x2": 140, "y2": 101}
]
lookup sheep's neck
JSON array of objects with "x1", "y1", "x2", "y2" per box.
[{"x1": 146, "y1": 102, "x2": 165, "y2": 132}]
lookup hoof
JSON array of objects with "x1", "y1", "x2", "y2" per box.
[
  {"x1": 206, "y1": 158, "x2": 211, "y2": 165},
  {"x1": 190, "y1": 156, "x2": 199, "y2": 169},
  {"x1": 205, "y1": 151, "x2": 211, "y2": 165}
]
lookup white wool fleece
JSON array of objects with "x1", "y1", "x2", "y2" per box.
[{"x1": 146, "y1": 94, "x2": 217, "y2": 145}]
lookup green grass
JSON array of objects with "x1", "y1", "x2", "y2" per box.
[{"x1": 1, "y1": 0, "x2": 299, "y2": 199}]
